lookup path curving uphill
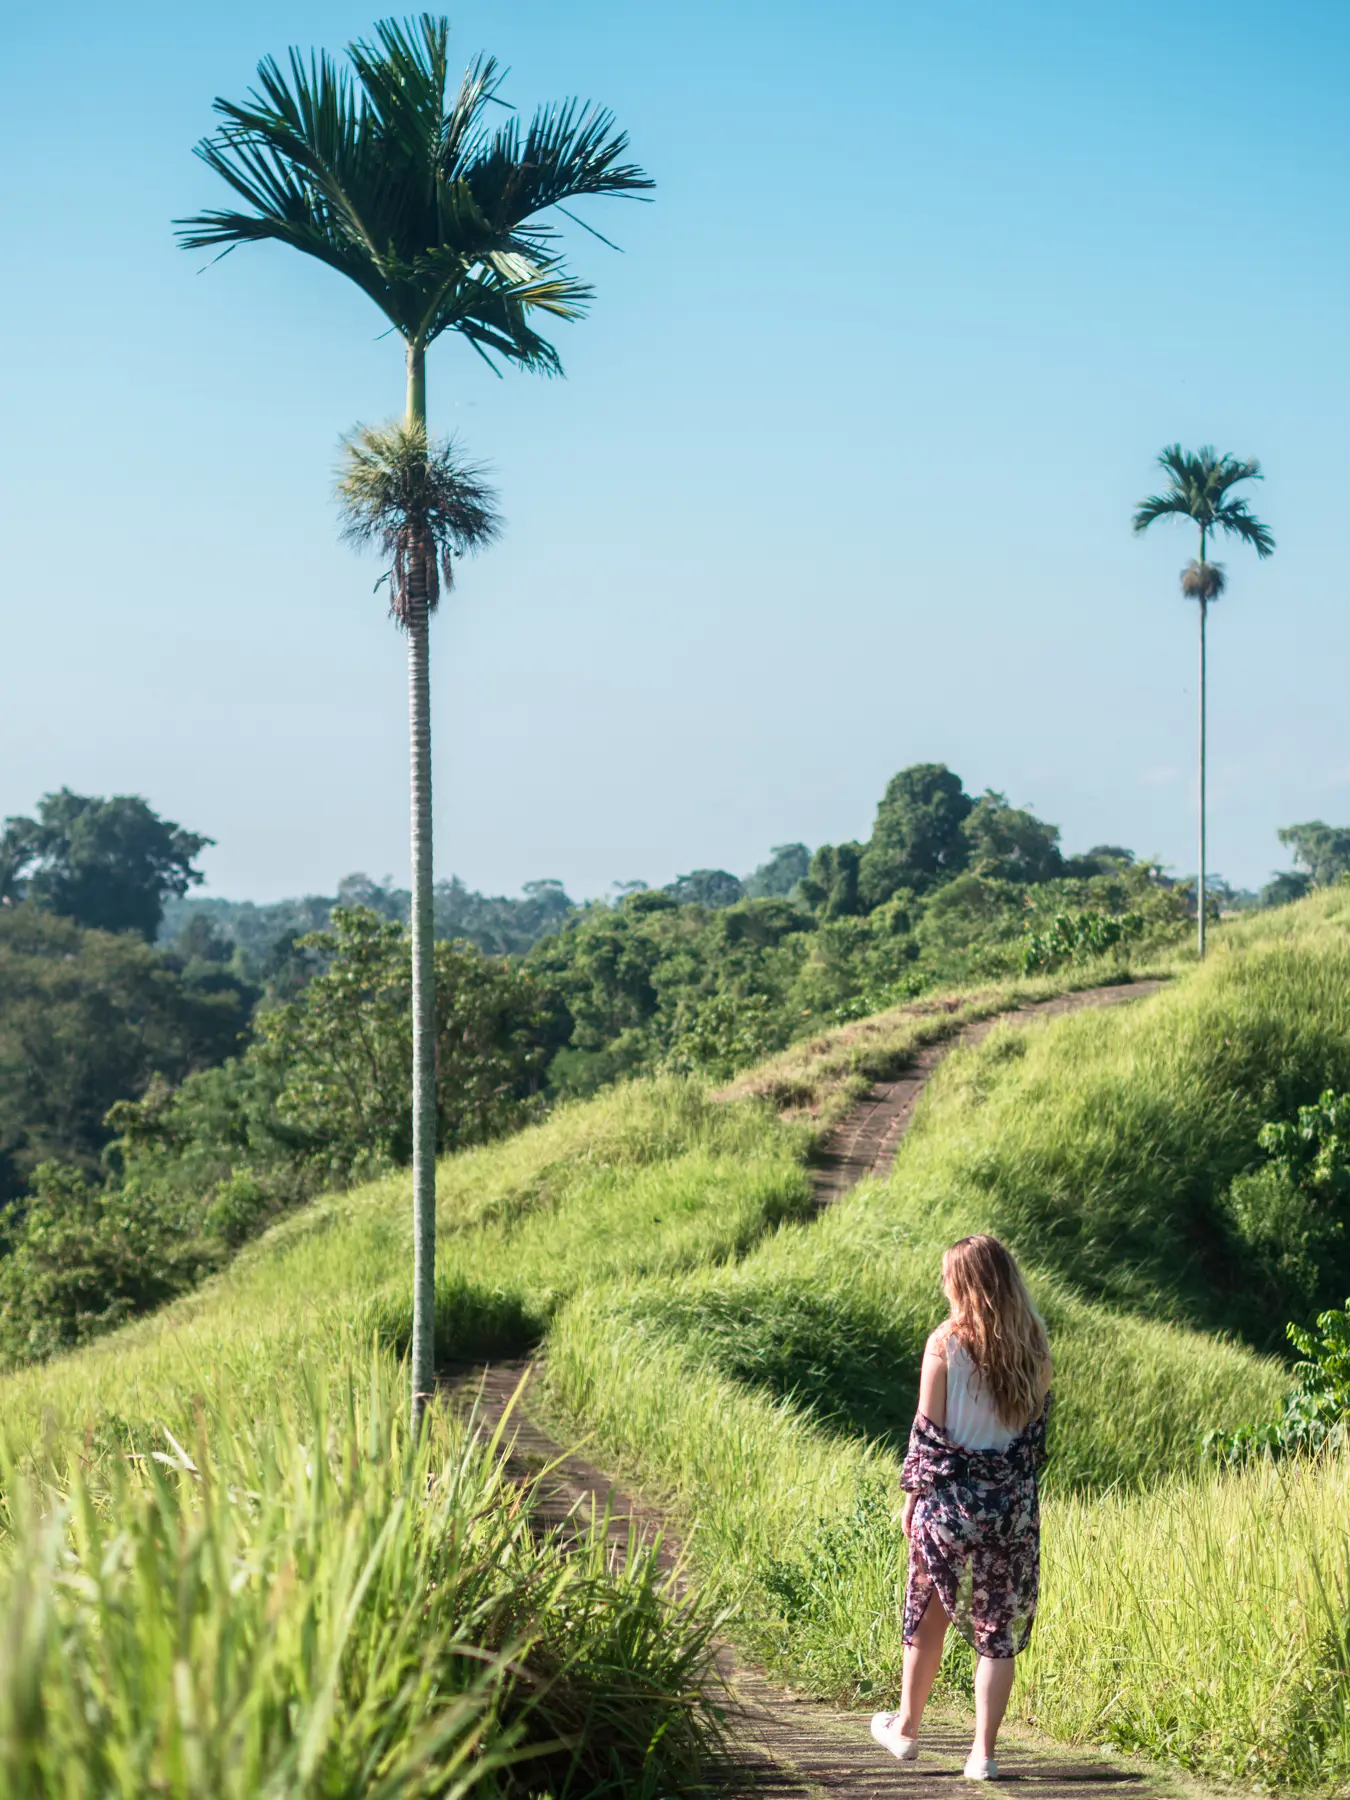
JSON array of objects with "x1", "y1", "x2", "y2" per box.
[
  {"x1": 810, "y1": 981, "x2": 1164, "y2": 1208},
  {"x1": 445, "y1": 979, "x2": 1169, "y2": 1796}
]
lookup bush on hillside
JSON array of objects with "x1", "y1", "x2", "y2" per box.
[
  {"x1": 1217, "y1": 1089, "x2": 1350, "y2": 1321},
  {"x1": 0, "y1": 1163, "x2": 221, "y2": 1365},
  {"x1": 1021, "y1": 906, "x2": 1148, "y2": 973},
  {"x1": 1204, "y1": 1298, "x2": 1350, "y2": 1465}
]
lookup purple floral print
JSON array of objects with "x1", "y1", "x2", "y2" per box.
[{"x1": 901, "y1": 1400, "x2": 1050, "y2": 1659}]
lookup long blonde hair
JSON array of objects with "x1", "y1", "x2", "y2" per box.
[{"x1": 943, "y1": 1235, "x2": 1048, "y2": 1429}]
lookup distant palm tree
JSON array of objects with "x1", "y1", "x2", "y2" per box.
[
  {"x1": 1133, "y1": 445, "x2": 1275, "y2": 959},
  {"x1": 178, "y1": 15, "x2": 651, "y2": 1429}
]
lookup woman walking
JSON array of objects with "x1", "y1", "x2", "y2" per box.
[{"x1": 871, "y1": 1235, "x2": 1052, "y2": 1780}]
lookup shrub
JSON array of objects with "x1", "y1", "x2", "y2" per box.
[
  {"x1": 1021, "y1": 907, "x2": 1147, "y2": 972},
  {"x1": 0, "y1": 1163, "x2": 220, "y2": 1366},
  {"x1": 1206, "y1": 1298, "x2": 1350, "y2": 1465},
  {"x1": 1216, "y1": 1089, "x2": 1350, "y2": 1324}
]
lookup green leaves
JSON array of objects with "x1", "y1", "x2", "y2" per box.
[
  {"x1": 1132, "y1": 442, "x2": 1276, "y2": 567},
  {"x1": 1258, "y1": 1088, "x2": 1350, "y2": 1205},
  {"x1": 1021, "y1": 906, "x2": 1148, "y2": 974},
  {"x1": 177, "y1": 14, "x2": 653, "y2": 364},
  {"x1": 258, "y1": 905, "x2": 568, "y2": 1169},
  {"x1": 0, "y1": 1348, "x2": 725, "y2": 1795}
]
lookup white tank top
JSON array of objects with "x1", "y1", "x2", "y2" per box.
[{"x1": 945, "y1": 1335, "x2": 1018, "y2": 1451}]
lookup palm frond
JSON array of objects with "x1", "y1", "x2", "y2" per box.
[
  {"x1": 1180, "y1": 560, "x2": 1226, "y2": 601},
  {"x1": 178, "y1": 16, "x2": 652, "y2": 369},
  {"x1": 1133, "y1": 442, "x2": 1274, "y2": 560},
  {"x1": 1132, "y1": 490, "x2": 1194, "y2": 533},
  {"x1": 1213, "y1": 499, "x2": 1275, "y2": 558},
  {"x1": 336, "y1": 421, "x2": 501, "y2": 624}
]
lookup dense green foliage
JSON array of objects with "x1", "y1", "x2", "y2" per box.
[
  {"x1": 162, "y1": 872, "x2": 578, "y2": 970},
  {"x1": 0, "y1": 909, "x2": 566, "y2": 1366},
  {"x1": 1, "y1": 789, "x2": 210, "y2": 939},
  {"x1": 0, "y1": 906, "x2": 254, "y2": 1205},
  {"x1": 532, "y1": 764, "x2": 1185, "y2": 1096}
]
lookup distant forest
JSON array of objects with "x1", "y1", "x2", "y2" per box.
[
  {"x1": 158, "y1": 845, "x2": 814, "y2": 970},
  {"x1": 0, "y1": 772, "x2": 1345, "y2": 1369},
  {"x1": 160, "y1": 816, "x2": 1338, "y2": 978}
]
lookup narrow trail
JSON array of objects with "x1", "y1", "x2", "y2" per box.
[
  {"x1": 810, "y1": 981, "x2": 1162, "y2": 1207},
  {"x1": 444, "y1": 979, "x2": 1168, "y2": 1797}
]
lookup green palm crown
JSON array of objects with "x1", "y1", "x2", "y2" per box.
[
  {"x1": 1132, "y1": 443, "x2": 1275, "y2": 569},
  {"x1": 176, "y1": 13, "x2": 653, "y2": 371}
]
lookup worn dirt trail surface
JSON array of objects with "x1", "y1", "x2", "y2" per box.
[
  {"x1": 810, "y1": 981, "x2": 1163, "y2": 1208},
  {"x1": 443, "y1": 979, "x2": 1169, "y2": 1797}
]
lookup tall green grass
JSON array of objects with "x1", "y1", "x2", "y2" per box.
[
  {"x1": 1024, "y1": 1450, "x2": 1350, "y2": 1787},
  {"x1": 539, "y1": 901, "x2": 1350, "y2": 1783},
  {"x1": 0, "y1": 1345, "x2": 725, "y2": 1797},
  {"x1": 0, "y1": 1077, "x2": 807, "y2": 1479}
]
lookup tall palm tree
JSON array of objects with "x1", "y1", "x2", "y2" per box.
[
  {"x1": 178, "y1": 15, "x2": 651, "y2": 1429},
  {"x1": 1132, "y1": 445, "x2": 1274, "y2": 959}
]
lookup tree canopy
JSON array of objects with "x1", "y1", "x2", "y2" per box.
[
  {"x1": 0, "y1": 791, "x2": 210, "y2": 940},
  {"x1": 0, "y1": 907, "x2": 252, "y2": 1205},
  {"x1": 1278, "y1": 822, "x2": 1350, "y2": 889},
  {"x1": 858, "y1": 763, "x2": 974, "y2": 905}
]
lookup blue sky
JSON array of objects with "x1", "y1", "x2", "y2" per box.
[{"x1": 2, "y1": 0, "x2": 1347, "y2": 900}]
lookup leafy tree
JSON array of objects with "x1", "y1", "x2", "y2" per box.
[
  {"x1": 961, "y1": 791, "x2": 1063, "y2": 883},
  {"x1": 857, "y1": 764, "x2": 972, "y2": 906},
  {"x1": 433, "y1": 877, "x2": 574, "y2": 953},
  {"x1": 0, "y1": 908, "x2": 253, "y2": 1205},
  {"x1": 665, "y1": 869, "x2": 744, "y2": 908},
  {"x1": 1277, "y1": 821, "x2": 1350, "y2": 889},
  {"x1": 172, "y1": 913, "x2": 235, "y2": 967},
  {"x1": 179, "y1": 15, "x2": 650, "y2": 1427},
  {"x1": 0, "y1": 791, "x2": 210, "y2": 939},
  {"x1": 257, "y1": 908, "x2": 567, "y2": 1170},
  {"x1": 665, "y1": 991, "x2": 780, "y2": 1081},
  {"x1": 743, "y1": 844, "x2": 810, "y2": 900},
  {"x1": 1133, "y1": 445, "x2": 1275, "y2": 958},
  {"x1": 799, "y1": 842, "x2": 864, "y2": 918},
  {"x1": 1261, "y1": 871, "x2": 1313, "y2": 909}
]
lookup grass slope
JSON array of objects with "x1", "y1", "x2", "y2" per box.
[
  {"x1": 542, "y1": 893, "x2": 1350, "y2": 1785},
  {"x1": 0, "y1": 1079, "x2": 808, "y2": 1477},
  {"x1": 4, "y1": 902, "x2": 1350, "y2": 1789}
]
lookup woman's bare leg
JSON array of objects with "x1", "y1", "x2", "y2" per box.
[
  {"x1": 972, "y1": 1655, "x2": 1015, "y2": 1758},
  {"x1": 897, "y1": 1595, "x2": 951, "y2": 1736}
]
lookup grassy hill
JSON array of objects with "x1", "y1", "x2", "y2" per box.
[{"x1": 5, "y1": 892, "x2": 1350, "y2": 1789}]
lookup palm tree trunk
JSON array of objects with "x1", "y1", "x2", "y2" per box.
[
  {"x1": 1197, "y1": 525, "x2": 1207, "y2": 961},
  {"x1": 406, "y1": 341, "x2": 436, "y2": 1433}
]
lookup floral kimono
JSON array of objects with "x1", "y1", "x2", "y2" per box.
[{"x1": 900, "y1": 1399, "x2": 1050, "y2": 1659}]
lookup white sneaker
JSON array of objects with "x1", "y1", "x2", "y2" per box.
[
  {"x1": 964, "y1": 1753, "x2": 999, "y2": 1780},
  {"x1": 870, "y1": 1713, "x2": 919, "y2": 1761}
]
